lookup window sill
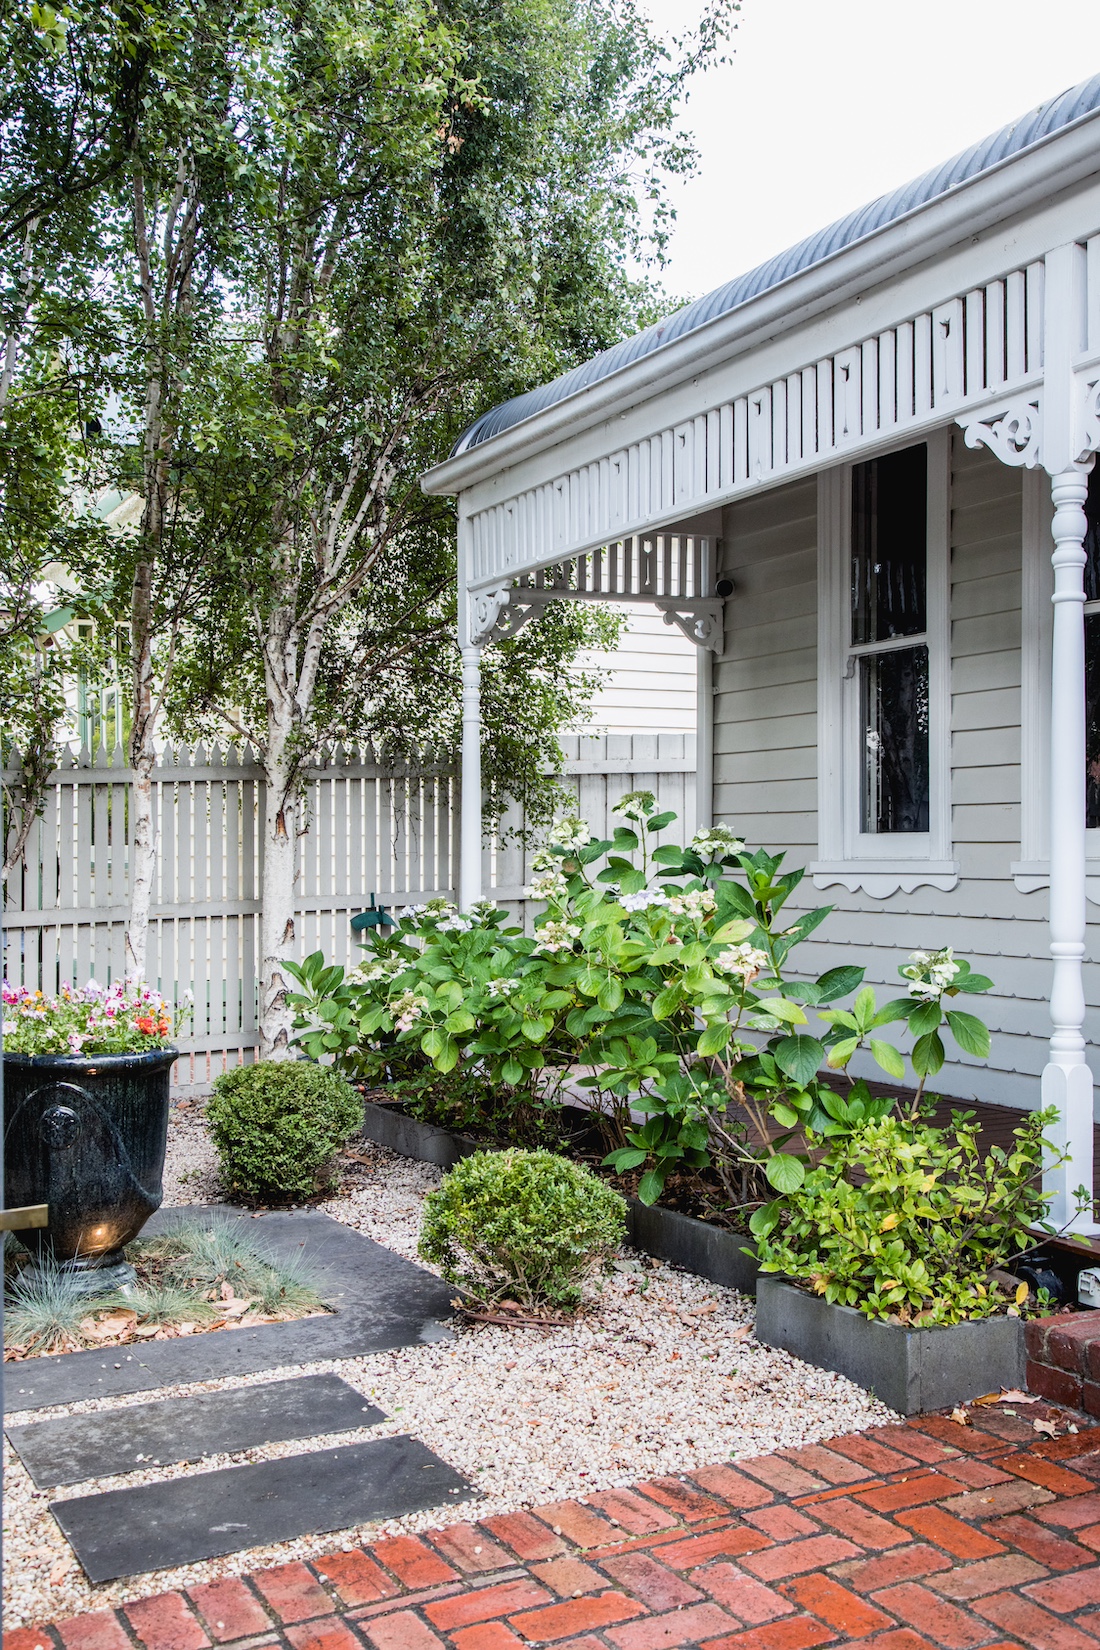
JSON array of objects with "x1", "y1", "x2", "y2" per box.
[
  {"x1": 1011, "y1": 860, "x2": 1100, "y2": 904},
  {"x1": 809, "y1": 859, "x2": 960, "y2": 897}
]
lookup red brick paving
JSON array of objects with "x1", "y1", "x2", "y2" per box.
[{"x1": 12, "y1": 1409, "x2": 1100, "y2": 1650}]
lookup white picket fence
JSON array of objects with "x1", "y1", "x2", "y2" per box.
[{"x1": 2, "y1": 734, "x2": 696, "y2": 1089}]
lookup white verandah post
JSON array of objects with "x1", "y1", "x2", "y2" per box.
[
  {"x1": 457, "y1": 510, "x2": 483, "y2": 910},
  {"x1": 1042, "y1": 466, "x2": 1098, "y2": 1230}
]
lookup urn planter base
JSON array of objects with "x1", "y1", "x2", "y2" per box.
[{"x1": 754, "y1": 1275, "x2": 1026, "y2": 1414}]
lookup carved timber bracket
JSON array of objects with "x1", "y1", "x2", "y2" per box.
[
  {"x1": 654, "y1": 599, "x2": 724, "y2": 652},
  {"x1": 957, "y1": 394, "x2": 1043, "y2": 468},
  {"x1": 470, "y1": 583, "x2": 725, "y2": 650},
  {"x1": 469, "y1": 583, "x2": 551, "y2": 645}
]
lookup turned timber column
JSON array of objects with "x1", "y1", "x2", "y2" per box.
[
  {"x1": 459, "y1": 643, "x2": 483, "y2": 910},
  {"x1": 1043, "y1": 467, "x2": 1098, "y2": 1230}
]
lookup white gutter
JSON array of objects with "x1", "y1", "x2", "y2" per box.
[{"x1": 421, "y1": 106, "x2": 1100, "y2": 497}]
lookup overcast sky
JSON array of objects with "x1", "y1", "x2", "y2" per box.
[{"x1": 640, "y1": 0, "x2": 1100, "y2": 302}]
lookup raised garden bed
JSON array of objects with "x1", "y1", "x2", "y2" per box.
[
  {"x1": 357, "y1": 1098, "x2": 760, "y2": 1296},
  {"x1": 754, "y1": 1276, "x2": 1026, "y2": 1415}
]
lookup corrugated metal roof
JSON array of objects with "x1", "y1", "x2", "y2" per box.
[{"x1": 454, "y1": 72, "x2": 1100, "y2": 455}]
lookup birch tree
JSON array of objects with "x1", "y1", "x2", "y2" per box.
[{"x1": 168, "y1": 0, "x2": 736, "y2": 1056}]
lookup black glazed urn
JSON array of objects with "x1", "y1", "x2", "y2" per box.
[{"x1": 2, "y1": 1048, "x2": 176, "y2": 1282}]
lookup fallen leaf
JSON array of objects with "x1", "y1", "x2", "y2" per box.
[
  {"x1": 177, "y1": 1322, "x2": 196, "y2": 1336},
  {"x1": 731, "y1": 1325, "x2": 754, "y2": 1341},
  {"x1": 1033, "y1": 1418, "x2": 1059, "y2": 1436},
  {"x1": 220, "y1": 1281, "x2": 236, "y2": 1301},
  {"x1": 997, "y1": 1389, "x2": 1040, "y2": 1404},
  {"x1": 970, "y1": 1392, "x2": 1002, "y2": 1406},
  {"x1": 134, "y1": 1325, "x2": 161, "y2": 1338},
  {"x1": 950, "y1": 1407, "x2": 971, "y2": 1425},
  {"x1": 49, "y1": 1561, "x2": 69, "y2": 1585}
]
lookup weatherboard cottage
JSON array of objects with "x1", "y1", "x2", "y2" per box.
[{"x1": 422, "y1": 74, "x2": 1100, "y2": 1232}]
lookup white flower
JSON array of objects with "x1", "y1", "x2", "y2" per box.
[
  {"x1": 485, "y1": 978, "x2": 514, "y2": 999},
  {"x1": 437, "y1": 914, "x2": 473, "y2": 933},
  {"x1": 714, "y1": 943, "x2": 769, "y2": 982},
  {"x1": 398, "y1": 903, "x2": 426, "y2": 920},
  {"x1": 529, "y1": 848, "x2": 558, "y2": 874},
  {"x1": 353, "y1": 954, "x2": 406, "y2": 985},
  {"x1": 901, "y1": 946, "x2": 960, "y2": 1001},
  {"x1": 524, "y1": 870, "x2": 570, "y2": 903},
  {"x1": 690, "y1": 825, "x2": 745, "y2": 857},
  {"x1": 548, "y1": 815, "x2": 592, "y2": 852},
  {"x1": 392, "y1": 990, "x2": 430, "y2": 1031},
  {"x1": 532, "y1": 919, "x2": 582, "y2": 955},
  {"x1": 619, "y1": 889, "x2": 670, "y2": 912},
  {"x1": 666, "y1": 888, "x2": 717, "y2": 919},
  {"x1": 613, "y1": 789, "x2": 656, "y2": 821}
]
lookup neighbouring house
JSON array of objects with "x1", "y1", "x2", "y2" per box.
[{"x1": 422, "y1": 72, "x2": 1100, "y2": 1233}]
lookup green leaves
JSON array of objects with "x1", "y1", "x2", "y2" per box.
[
  {"x1": 765, "y1": 1153, "x2": 805, "y2": 1193},
  {"x1": 774, "y1": 1034, "x2": 825, "y2": 1087},
  {"x1": 946, "y1": 1010, "x2": 991, "y2": 1058}
]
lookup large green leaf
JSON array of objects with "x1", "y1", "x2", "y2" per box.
[
  {"x1": 945, "y1": 1010, "x2": 991, "y2": 1057},
  {"x1": 765, "y1": 1152, "x2": 806, "y2": 1192},
  {"x1": 637, "y1": 1168, "x2": 665, "y2": 1205},
  {"x1": 652, "y1": 984, "x2": 683, "y2": 1020},
  {"x1": 911, "y1": 1029, "x2": 945, "y2": 1077},
  {"x1": 697, "y1": 1021, "x2": 732, "y2": 1056},
  {"x1": 774, "y1": 1034, "x2": 825, "y2": 1086},
  {"x1": 869, "y1": 1038, "x2": 905, "y2": 1080}
]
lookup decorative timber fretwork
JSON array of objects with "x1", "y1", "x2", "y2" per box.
[
  {"x1": 467, "y1": 258, "x2": 1058, "y2": 587},
  {"x1": 468, "y1": 534, "x2": 724, "y2": 650}
]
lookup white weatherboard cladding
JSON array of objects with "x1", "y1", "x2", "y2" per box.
[{"x1": 709, "y1": 437, "x2": 1100, "y2": 1112}]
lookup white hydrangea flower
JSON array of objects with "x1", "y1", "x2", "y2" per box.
[
  {"x1": 352, "y1": 953, "x2": 406, "y2": 985},
  {"x1": 619, "y1": 889, "x2": 670, "y2": 912},
  {"x1": 548, "y1": 815, "x2": 592, "y2": 851},
  {"x1": 524, "y1": 870, "x2": 570, "y2": 902},
  {"x1": 437, "y1": 914, "x2": 474, "y2": 933},
  {"x1": 901, "y1": 946, "x2": 961, "y2": 1001},
  {"x1": 392, "y1": 990, "x2": 430, "y2": 1031},
  {"x1": 714, "y1": 942, "x2": 769, "y2": 982},
  {"x1": 613, "y1": 788, "x2": 656, "y2": 822},
  {"x1": 666, "y1": 888, "x2": 717, "y2": 918},
  {"x1": 398, "y1": 903, "x2": 426, "y2": 920},
  {"x1": 532, "y1": 919, "x2": 582, "y2": 954},
  {"x1": 528, "y1": 848, "x2": 558, "y2": 874},
  {"x1": 690, "y1": 825, "x2": 745, "y2": 857},
  {"x1": 485, "y1": 978, "x2": 514, "y2": 999}
]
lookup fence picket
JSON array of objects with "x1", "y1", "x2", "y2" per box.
[{"x1": 2, "y1": 733, "x2": 694, "y2": 1086}]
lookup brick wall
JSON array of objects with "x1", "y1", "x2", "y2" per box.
[{"x1": 1025, "y1": 1312, "x2": 1100, "y2": 1414}]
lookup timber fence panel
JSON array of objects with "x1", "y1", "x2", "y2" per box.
[{"x1": 2, "y1": 732, "x2": 694, "y2": 1083}]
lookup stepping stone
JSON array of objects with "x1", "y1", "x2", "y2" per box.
[
  {"x1": 8, "y1": 1208, "x2": 455, "y2": 1412},
  {"x1": 53, "y1": 1434, "x2": 472, "y2": 1582},
  {"x1": 7, "y1": 1374, "x2": 384, "y2": 1489}
]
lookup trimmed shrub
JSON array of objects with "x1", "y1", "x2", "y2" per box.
[
  {"x1": 419, "y1": 1148, "x2": 627, "y2": 1311},
  {"x1": 207, "y1": 1061, "x2": 363, "y2": 1200}
]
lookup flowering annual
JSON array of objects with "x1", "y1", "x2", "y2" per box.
[{"x1": 2, "y1": 980, "x2": 189, "y2": 1056}]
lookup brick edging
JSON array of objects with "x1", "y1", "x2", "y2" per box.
[
  {"x1": 8, "y1": 1408, "x2": 1100, "y2": 1650},
  {"x1": 1025, "y1": 1309, "x2": 1100, "y2": 1414}
]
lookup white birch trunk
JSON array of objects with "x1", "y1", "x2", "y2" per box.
[{"x1": 257, "y1": 634, "x2": 300, "y2": 1058}]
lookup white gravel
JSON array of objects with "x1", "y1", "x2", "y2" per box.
[{"x1": 2, "y1": 1109, "x2": 897, "y2": 1631}]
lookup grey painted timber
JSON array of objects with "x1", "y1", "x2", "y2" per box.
[
  {"x1": 359, "y1": 1100, "x2": 760, "y2": 1293},
  {"x1": 7, "y1": 1207, "x2": 453, "y2": 1413},
  {"x1": 625, "y1": 1201, "x2": 759, "y2": 1295},
  {"x1": 54, "y1": 1433, "x2": 473, "y2": 1582},
  {"x1": 754, "y1": 1276, "x2": 1026, "y2": 1415},
  {"x1": 7, "y1": 1374, "x2": 385, "y2": 1489}
]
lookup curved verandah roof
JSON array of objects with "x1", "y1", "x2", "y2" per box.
[{"x1": 453, "y1": 72, "x2": 1100, "y2": 458}]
